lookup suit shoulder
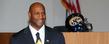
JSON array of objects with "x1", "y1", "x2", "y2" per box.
[
  {"x1": 12, "y1": 27, "x2": 28, "y2": 38},
  {"x1": 45, "y1": 26, "x2": 58, "y2": 32},
  {"x1": 46, "y1": 26, "x2": 63, "y2": 36}
]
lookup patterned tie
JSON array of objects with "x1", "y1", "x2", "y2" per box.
[{"x1": 36, "y1": 32, "x2": 42, "y2": 44}]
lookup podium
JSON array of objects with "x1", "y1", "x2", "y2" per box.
[{"x1": 63, "y1": 32, "x2": 109, "y2": 44}]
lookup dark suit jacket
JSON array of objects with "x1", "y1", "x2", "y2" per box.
[{"x1": 10, "y1": 26, "x2": 65, "y2": 44}]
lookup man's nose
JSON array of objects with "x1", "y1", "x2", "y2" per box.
[{"x1": 39, "y1": 14, "x2": 44, "y2": 19}]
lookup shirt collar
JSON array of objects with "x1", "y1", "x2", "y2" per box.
[{"x1": 29, "y1": 24, "x2": 45, "y2": 34}]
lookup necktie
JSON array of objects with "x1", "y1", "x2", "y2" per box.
[{"x1": 36, "y1": 32, "x2": 42, "y2": 44}]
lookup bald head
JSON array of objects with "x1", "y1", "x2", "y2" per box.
[{"x1": 29, "y1": 2, "x2": 45, "y2": 14}]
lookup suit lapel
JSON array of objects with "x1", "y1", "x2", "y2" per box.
[
  {"x1": 23, "y1": 27, "x2": 35, "y2": 44},
  {"x1": 44, "y1": 27, "x2": 52, "y2": 44}
]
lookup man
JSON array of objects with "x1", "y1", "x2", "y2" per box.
[{"x1": 10, "y1": 2, "x2": 65, "y2": 44}]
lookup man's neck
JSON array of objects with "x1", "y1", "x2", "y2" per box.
[{"x1": 30, "y1": 24, "x2": 43, "y2": 31}]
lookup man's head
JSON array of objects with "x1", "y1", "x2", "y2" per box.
[{"x1": 28, "y1": 2, "x2": 46, "y2": 29}]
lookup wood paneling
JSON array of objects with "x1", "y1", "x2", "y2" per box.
[{"x1": 0, "y1": 33, "x2": 13, "y2": 44}]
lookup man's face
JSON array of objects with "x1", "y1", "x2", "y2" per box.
[{"x1": 29, "y1": 5, "x2": 46, "y2": 28}]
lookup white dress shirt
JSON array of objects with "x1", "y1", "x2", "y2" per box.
[{"x1": 29, "y1": 24, "x2": 45, "y2": 44}]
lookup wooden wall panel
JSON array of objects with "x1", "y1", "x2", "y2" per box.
[{"x1": 0, "y1": 33, "x2": 13, "y2": 44}]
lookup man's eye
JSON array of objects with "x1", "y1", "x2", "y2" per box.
[{"x1": 34, "y1": 13, "x2": 39, "y2": 15}]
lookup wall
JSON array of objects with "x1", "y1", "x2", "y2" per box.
[
  {"x1": 0, "y1": 0, "x2": 109, "y2": 32},
  {"x1": 80, "y1": 0, "x2": 109, "y2": 31}
]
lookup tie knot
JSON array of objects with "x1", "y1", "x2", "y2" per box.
[
  {"x1": 36, "y1": 32, "x2": 40, "y2": 38},
  {"x1": 36, "y1": 32, "x2": 42, "y2": 44}
]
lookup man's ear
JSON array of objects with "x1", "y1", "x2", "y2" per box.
[{"x1": 28, "y1": 12, "x2": 31, "y2": 19}]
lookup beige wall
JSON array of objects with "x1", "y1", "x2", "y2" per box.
[{"x1": 0, "y1": 0, "x2": 109, "y2": 32}]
